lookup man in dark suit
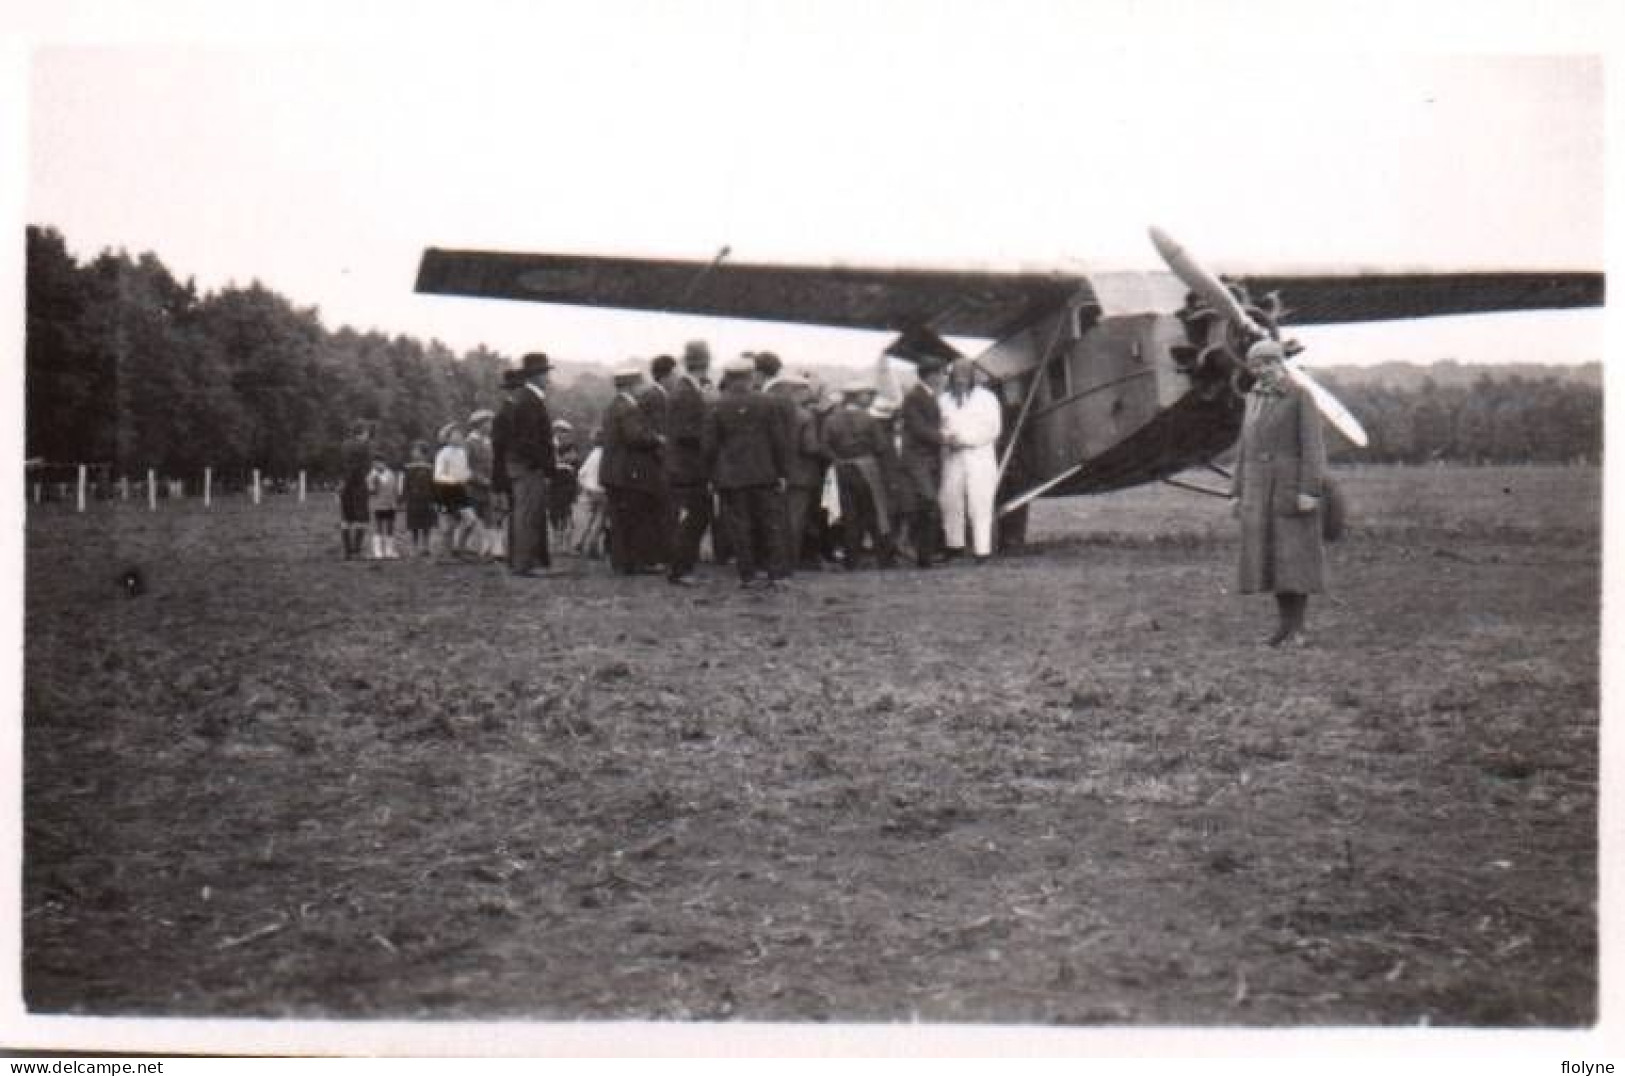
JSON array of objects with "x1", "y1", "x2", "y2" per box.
[
  {"x1": 640, "y1": 354, "x2": 677, "y2": 573},
  {"x1": 601, "y1": 366, "x2": 667, "y2": 574},
  {"x1": 754, "y1": 351, "x2": 804, "y2": 569},
  {"x1": 705, "y1": 358, "x2": 790, "y2": 588},
  {"x1": 779, "y1": 377, "x2": 828, "y2": 568},
  {"x1": 898, "y1": 355, "x2": 948, "y2": 567},
  {"x1": 506, "y1": 352, "x2": 560, "y2": 577},
  {"x1": 666, "y1": 347, "x2": 713, "y2": 585},
  {"x1": 753, "y1": 350, "x2": 800, "y2": 442}
]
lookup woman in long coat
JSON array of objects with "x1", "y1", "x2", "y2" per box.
[{"x1": 1231, "y1": 338, "x2": 1327, "y2": 646}]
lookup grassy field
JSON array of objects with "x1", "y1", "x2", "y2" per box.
[{"x1": 21, "y1": 464, "x2": 1599, "y2": 1028}]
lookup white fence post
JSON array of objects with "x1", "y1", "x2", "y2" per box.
[
  {"x1": 76, "y1": 465, "x2": 86, "y2": 513},
  {"x1": 298, "y1": 470, "x2": 307, "y2": 503},
  {"x1": 120, "y1": 476, "x2": 130, "y2": 500},
  {"x1": 252, "y1": 468, "x2": 262, "y2": 505},
  {"x1": 204, "y1": 467, "x2": 212, "y2": 508},
  {"x1": 147, "y1": 469, "x2": 157, "y2": 512}
]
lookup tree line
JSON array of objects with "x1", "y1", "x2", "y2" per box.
[
  {"x1": 24, "y1": 226, "x2": 615, "y2": 483},
  {"x1": 1319, "y1": 375, "x2": 1600, "y2": 465},
  {"x1": 26, "y1": 226, "x2": 1601, "y2": 480}
]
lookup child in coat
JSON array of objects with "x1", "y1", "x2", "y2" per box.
[{"x1": 402, "y1": 441, "x2": 437, "y2": 557}]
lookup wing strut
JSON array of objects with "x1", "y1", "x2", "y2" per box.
[
  {"x1": 998, "y1": 463, "x2": 1085, "y2": 516},
  {"x1": 994, "y1": 307, "x2": 1075, "y2": 490},
  {"x1": 1161, "y1": 475, "x2": 1232, "y2": 499}
]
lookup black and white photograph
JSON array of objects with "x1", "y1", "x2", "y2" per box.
[{"x1": 3, "y1": 0, "x2": 1614, "y2": 1059}]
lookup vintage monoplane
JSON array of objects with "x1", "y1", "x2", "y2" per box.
[{"x1": 414, "y1": 230, "x2": 1602, "y2": 535}]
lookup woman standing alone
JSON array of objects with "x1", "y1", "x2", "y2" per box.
[{"x1": 1231, "y1": 338, "x2": 1328, "y2": 647}]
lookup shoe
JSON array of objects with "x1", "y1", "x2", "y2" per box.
[
  {"x1": 739, "y1": 577, "x2": 767, "y2": 590},
  {"x1": 668, "y1": 574, "x2": 699, "y2": 587},
  {"x1": 767, "y1": 577, "x2": 792, "y2": 590},
  {"x1": 972, "y1": 555, "x2": 990, "y2": 567}
]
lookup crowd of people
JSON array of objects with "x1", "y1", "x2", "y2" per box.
[
  {"x1": 337, "y1": 335, "x2": 1330, "y2": 644},
  {"x1": 336, "y1": 340, "x2": 1011, "y2": 589}
]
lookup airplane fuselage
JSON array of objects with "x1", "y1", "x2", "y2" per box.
[{"x1": 976, "y1": 306, "x2": 1243, "y2": 505}]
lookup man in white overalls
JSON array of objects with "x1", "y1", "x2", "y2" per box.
[{"x1": 938, "y1": 357, "x2": 1003, "y2": 564}]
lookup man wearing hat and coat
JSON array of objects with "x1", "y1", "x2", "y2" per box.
[
  {"x1": 602, "y1": 365, "x2": 668, "y2": 574},
  {"x1": 666, "y1": 345, "x2": 714, "y2": 584},
  {"x1": 779, "y1": 377, "x2": 827, "y2": 568},
  {"x1": 898, "y1": 355, "x2": 948, "y2": 567},
  {"x1": 640, "y1": 355, "x2": 678, "y2": 571},
  {"x1": 705, "y1": 357, "x2": 791, "y2": 588},
  {"x1": 506, "y1": 352, "x2": 560, "y2": 576}
]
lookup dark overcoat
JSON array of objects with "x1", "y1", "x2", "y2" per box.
[
  {"x1": 601, "y1": 392, "x2": 665, "y2": 491},
  {"x1": 507, "y1": 386, "x2": 557, "y2": 474},
  {"x1": 785, "y1": 406, "x2": 826, "y2": 489},
  {"x1": 1233, "y1": 380, "x2": 1327, "y2": 595},
  {"x1": 896, "y1": 383, "x2": 943, "y2": 513},
  {"x1": 490, "y1": 394, "x2": 515, "y2": 493},
  {"x1": 704, "y1": 390, "x2": 788, "y2": 490},
  {"x1": 665, "y1": 375, "x2": 710, "y2": 486}
]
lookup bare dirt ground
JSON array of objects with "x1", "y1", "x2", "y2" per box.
[{"x1": 21, "y1": 465, "x2": 1599, "y2": 1026}]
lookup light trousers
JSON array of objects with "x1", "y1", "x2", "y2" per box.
[{"x1": 939, "y1": 445, "x2": 997, "y2": 556}]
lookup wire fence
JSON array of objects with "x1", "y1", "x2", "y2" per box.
[{"x1": 25, "y1": 467, "x2": 333, "y2": 512}]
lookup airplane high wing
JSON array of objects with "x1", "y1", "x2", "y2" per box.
[
  {"x1": 1230, "y1": 271, "x2": 1603, "y2": 326},
  {"x1": 416, "y1": 246, "x2": 1602, "y2": 338},
  {"x1": 415, "y1": 238, "x2": 1602, "y2": 519},
  {"x1": 416, "y1": 247, "x2": 1086, "y2": 340}
]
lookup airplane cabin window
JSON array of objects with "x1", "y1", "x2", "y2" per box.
[{"x1": 1047, "y1": 353, "x2": 1069, "y2": 403}]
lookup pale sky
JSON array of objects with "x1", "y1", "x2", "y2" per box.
[{"x1": 15, "y1": 2, "x2": 1607, "y2": 371}]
